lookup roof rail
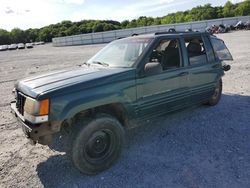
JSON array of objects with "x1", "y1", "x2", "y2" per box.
[
  {"x1": 168, "y1": 28, "x2": 176, "y2": 32},
  {"x1": 154, "y1": 28, "x2": 176, "y2": 35},
  {"x1": 154, "y1": 28, "x2": 204, "y2": 35},
  {"x1": 131, "y1": 33, "x2": 139, "y2": 36}
]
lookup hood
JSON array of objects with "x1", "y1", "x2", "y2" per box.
[{"x1": 16, "y1": 66, "x2": 135, "y2": 99}]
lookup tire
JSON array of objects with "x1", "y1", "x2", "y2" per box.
[
  {"x1": 207, "y1": 79, "x2": 222, "y2": 106},
  {"x1": 71, "y1": 114, "x2": 125, "y2": 175}
]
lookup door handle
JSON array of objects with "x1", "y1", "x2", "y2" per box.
[{"x1": 179, "y1": 72, "x2": 189, "y2": 76}]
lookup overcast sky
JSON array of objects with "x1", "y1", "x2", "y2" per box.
[{"x1": 0, "y1": 0, "x2": 243, "y2": 31}]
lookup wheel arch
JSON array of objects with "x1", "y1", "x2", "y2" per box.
[{"x1": 62, "y1": 102, "x2": 130, "y2": 130}]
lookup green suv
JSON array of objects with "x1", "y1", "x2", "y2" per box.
[{"x1": 11, "y1": 31, "x2": 233, "y2": 174}]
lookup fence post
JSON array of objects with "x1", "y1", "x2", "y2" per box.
[
  {"x1": 91, "y1": 33, "x2": 93, "y2": 44},
  {"x1": 101, "y1": 32, "x2": 104, "y2": 43}
]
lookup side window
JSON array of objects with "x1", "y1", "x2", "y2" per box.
[
  {"x1": 148, "y1": 39, "x2": 181, "y2": 71},
  {"x1": 184, "y1": 36, "x2": 208, "y2": 65}
]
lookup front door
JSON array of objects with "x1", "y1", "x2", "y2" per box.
[{"x1": 135, "y1": 38, "x2": 189, "y2": 121}]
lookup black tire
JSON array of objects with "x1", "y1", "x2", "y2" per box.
[
  {"x1": 71, "y1": 114, "x2": 125, "y2": 175},
  {"x1": 207, "y1": 79, "x2": 222, "y2": 106}
]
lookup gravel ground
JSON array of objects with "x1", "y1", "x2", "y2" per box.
[{"x1": 0, "y1": 31, "x2": 250, "y2": 188}]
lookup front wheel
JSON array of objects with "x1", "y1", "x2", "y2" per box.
[
  {"x1": 71, "y1": 114, "x2": 125, "y2": 175},
  {"x1": 207, "y1": 79, "x2": 222, "y2": 106}
]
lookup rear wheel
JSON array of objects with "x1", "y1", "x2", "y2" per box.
[
  {"x1": 71, "y1": 114, "x2": 125, "y2": 175},
  {"x1": 207, "y1": 79, "x2": 222, "y2": 106}
]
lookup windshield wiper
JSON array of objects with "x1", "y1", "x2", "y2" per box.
[{"x1": 92, "y1": 61, "x2": 109, "y2": 67}]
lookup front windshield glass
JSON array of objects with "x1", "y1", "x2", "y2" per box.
[{"x1": 87, "y1": 37, "x2": 152, "y2": 68}]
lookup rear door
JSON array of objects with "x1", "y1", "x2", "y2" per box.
[{"x1": 182, "y1": 34, "x2": 222, "y2": 104}]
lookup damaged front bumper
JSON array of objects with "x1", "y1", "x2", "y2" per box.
[{"x1": 10, "y1": 101, "x2": 61, "y2": 145}]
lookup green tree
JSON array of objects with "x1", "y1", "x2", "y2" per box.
[
  {"x1": 223, "y1": 1, "x2": 235, "y2": 17},
  {"x1": 25, "y1": 28, "x2": 38, "y2": 42},
  {"x1": 216, "y1": 6, "x2": 224, "y2": 18},
  {"x1": 79, "y1": 25, "x2": 87, "y2": 33},
  {"x1": 38, "y1": 27, "x2": 53, "y2": 42},
  {"x1": 92, "y1": 22, "x2": 104, "y2": 32},
  {"x1": 66, "y1": 25, "x2": 80, "y2": 35},
  {"x1": 137, "y1": 16, "x2": 148, "y2": 26},
  {"x1": 153, "y1": 18, "x2": 161, "y2": 25},
  {"x1": 10, "y1": 28, "x2": 25, "y2": 43},
  {"x1": 175, "y1": 12, "x2": 185, "y2": 23},
  {"x1": 127, "y1": 19, "x2": 137, "y2": 28},
  {"x1": 61, "y1": 20, "x2": 72, "y2": 28},
  {"x1": 0, "y1": 29, "x2": 11, "y2": 44},
  {"x1": 103, "y1": 23, "x2": 115, "y2": 31},
  {"x1": 235, "y1": 0, "x2": 250, "y2": 16},
  {"x1": 121, "y1": 20, "x2": 129, "y2": 28}
]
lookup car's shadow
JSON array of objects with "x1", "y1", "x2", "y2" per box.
[{"x1": 37, "y1": 94, "x2": 250, "y2": 188}]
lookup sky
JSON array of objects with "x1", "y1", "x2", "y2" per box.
[{"x1": 0, "y1": 0, "x2": 244, "y2": 31}]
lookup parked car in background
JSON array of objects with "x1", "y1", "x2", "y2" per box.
[
  {"x1": 25, "y1": 43, "x2": 33, "y2": 49},
  {"x1": 8, "y1": 44, "x2": 17, "y2": 50},
  {"x1": 11, "y1": 30, "x2": 233, "y2": 175},
  {"x1": 0, "y1": 45, "x2": 8, "y2": 51},
  {"x1": 17, "y1": 43, "x2": 25, "y2": 49}
]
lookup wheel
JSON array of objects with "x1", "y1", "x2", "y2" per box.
[
  {"x1": 71, "y1": 114, "x2": 125, "y2": 175},
  {"x1": 207, "y1": 79, "x2": 222, "y2": 106}
]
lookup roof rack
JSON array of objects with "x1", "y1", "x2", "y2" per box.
[
  {"x1": 127, "y1": 28, "x2": 211, "y2": 38},
  {"x1": 154, "y1": 28, "x2": 201, "y2": 35},
  {"x1": 131, "y1": 33, "x2": 139, "y2": 36}
]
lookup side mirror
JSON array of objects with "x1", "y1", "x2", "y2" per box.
[{"x1": 144, "y1": 62, "x2": 163, "y2": 76}]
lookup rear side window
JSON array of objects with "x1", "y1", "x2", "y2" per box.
[
  {"x1": 184, "y1": 36, "x2": 208, "y2": 65},
  {"x1": 211, "y1": 38, "x2": 233, "y2": 61}
]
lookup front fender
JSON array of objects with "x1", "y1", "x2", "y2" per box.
[{"x1": 49, "y1": 81, "x2": 136, "y2": 122}]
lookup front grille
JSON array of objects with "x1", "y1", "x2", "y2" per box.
[{"x1": 16, "y1": 91, "x2": 26, "y2": 116}]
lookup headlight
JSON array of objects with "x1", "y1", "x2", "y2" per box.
[{"x1": 24, "y1": 97, "x2": 49, "y2": 116}]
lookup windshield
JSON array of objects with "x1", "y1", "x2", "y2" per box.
[{"x1": 87, "y1": 37, "x2": 152, "y2": 67}]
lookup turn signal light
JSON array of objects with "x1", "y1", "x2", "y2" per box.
[{"x1": 39, "y1": 99, "x2": 49, "y2": 115}]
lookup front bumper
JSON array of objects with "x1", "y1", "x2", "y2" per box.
[{"x1": 10, "y1": 101, "x2": 61, "y2": 145}]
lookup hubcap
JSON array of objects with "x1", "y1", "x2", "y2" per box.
[{"x1": 84, "y1": 130, "x2": 113, "y2": 161}]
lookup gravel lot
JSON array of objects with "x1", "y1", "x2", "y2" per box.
[{"x1": 0, "y1": 31, "x2": 250, "y2": 188}]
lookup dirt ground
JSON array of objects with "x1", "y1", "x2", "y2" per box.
[{"x1": 0, "y1": 31, "x2": 249, "y2": 188}]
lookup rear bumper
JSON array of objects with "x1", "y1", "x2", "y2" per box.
[{"x1": 10, "y1": 101, "x2": 61, "y2": 145}]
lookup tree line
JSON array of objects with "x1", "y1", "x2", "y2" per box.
[{"x1": 0, "y1": 0, "x2": 250, "y2": 45}]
